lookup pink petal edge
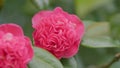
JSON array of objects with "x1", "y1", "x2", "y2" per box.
[
  {"x1": 0, "y1": 23, "x2": 24, "y2": 36},
  {"x1": 32, "y1": 11, "x2": 52, "y2": 28},
  {"x1": 24, "y1": 36, "x2": 34, "y2": 63}
]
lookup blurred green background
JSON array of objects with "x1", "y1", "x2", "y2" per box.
[{"x1": 0, "y1": 0, "x2": 120, "y2": 68}]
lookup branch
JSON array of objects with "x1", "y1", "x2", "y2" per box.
[{"x1": 101, "y1": 53, "x2": 120, "y2": 68}]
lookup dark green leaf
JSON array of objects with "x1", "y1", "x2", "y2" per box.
[{"x1": 61, "y1": 57, "x2": 77, "y2": 68}]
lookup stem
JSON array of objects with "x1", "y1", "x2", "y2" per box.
[{"x1": 102, "y1": 53, "x2": 120, "y2": 68}]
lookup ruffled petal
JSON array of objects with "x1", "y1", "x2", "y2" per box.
[
  {"x1": 54, "y1": 7, "x2": 63, "y2": 13},
  {"x1": 0, "y1": 23, "x2": 24, "y2": 36},
  {"x1": 32, "y1": 11, "x2": 52, "y2": 28},
  {"x1": 63, "y1": 44, "x2": 79, "y2": 58}
]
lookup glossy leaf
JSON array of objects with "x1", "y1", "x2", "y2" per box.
[
  {"x1": 28, "y1": 57, "x2": 54, "y2": 68},
  {"x1": 32, "y1": 0, "x2": 49, "y2": 9},
  {"x1": 82, "y1": 36, "x2": 119, "y2": 48},
  {"x1": 74, "y1": 55, "x2": 84, "y2": 68},
  {"x1": 61, "y1": 57, "x2": 77, "y2": 68},
  {"x1": 28, "y1": 47, "x2": 63, "y2": 68},
  {"x1": 82, "y1": 21, "x2": 120, "y2": 48},
  {"x1": 110, "y1": 13, "x2": 120, "y2": 40},
  {"x1": 111, "y1": 60, "x2": 120, "y2": 68}
]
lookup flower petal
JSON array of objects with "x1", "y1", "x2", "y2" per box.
[
  {"x1": 63, "y1": 44, "x2": 79, "y2": 58},
  {"x1": 63, "y1": 41, "x2": 79, "y2": 58},
  {"x1": 0, "y1": 23, "x2": 24, "y2": 36},
  {"x1": 24, "y1": 37, "x2": 34, "y2": 63},
  {"x1": 32, "y1": 11, "x2": 52, "y2": 28}
]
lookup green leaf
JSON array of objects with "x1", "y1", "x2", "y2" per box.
[
  {"x1": 84, "y1": 21, "x2": 110, "y2": 37},
  {"x1": 28, "y1": 47, "x2": 63, "y2": 68},
  {"x1": 23, "y1": 0, "x2": 39, "y2": 15},
  {"x1": 75, "y1": 0, "x2": 112, "y2": 17},
  {"x1": 28, "y1": 57, "x2": 54, "y2": 68},
  {"x1": 61, "y1": 57, "x2": 77, "y2": 68},
  {"x1": 110, "y1": 13, "x2": 120, "y2": 40},
  {"x1": 74, "y1": 55, "x2": 84, "y2": 68},
  {"x1": 82, "y1": 21, "x2": 120, "y2": 48},
  {"x1": 32, "y1": 0, "x2": 49, "y2": 9},
  {"x1": 82, "y1": 36, "x2": 119, "y2": 48},
  {"x1": 111, "y1": 60, "x2": 120, "y2": 68}
]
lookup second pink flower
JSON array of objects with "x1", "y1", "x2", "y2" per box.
[{"x1": 32, "y1": 7, "x2": 84, "y2": 59}]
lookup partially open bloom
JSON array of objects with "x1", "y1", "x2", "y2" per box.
[
  {"x1": 32, "y1": 7, "x2": 84, "y2": 59},
  {"x1": 0, "y1": 24, "x2": 34, "y2": 68}
]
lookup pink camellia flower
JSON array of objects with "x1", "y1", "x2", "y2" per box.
[
  {"x1": 0, "y1": 24, "x2": 34, "y2": 68},
  {"x1": 32, "y1": 7, "x2": 84, "y2": 59}
]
